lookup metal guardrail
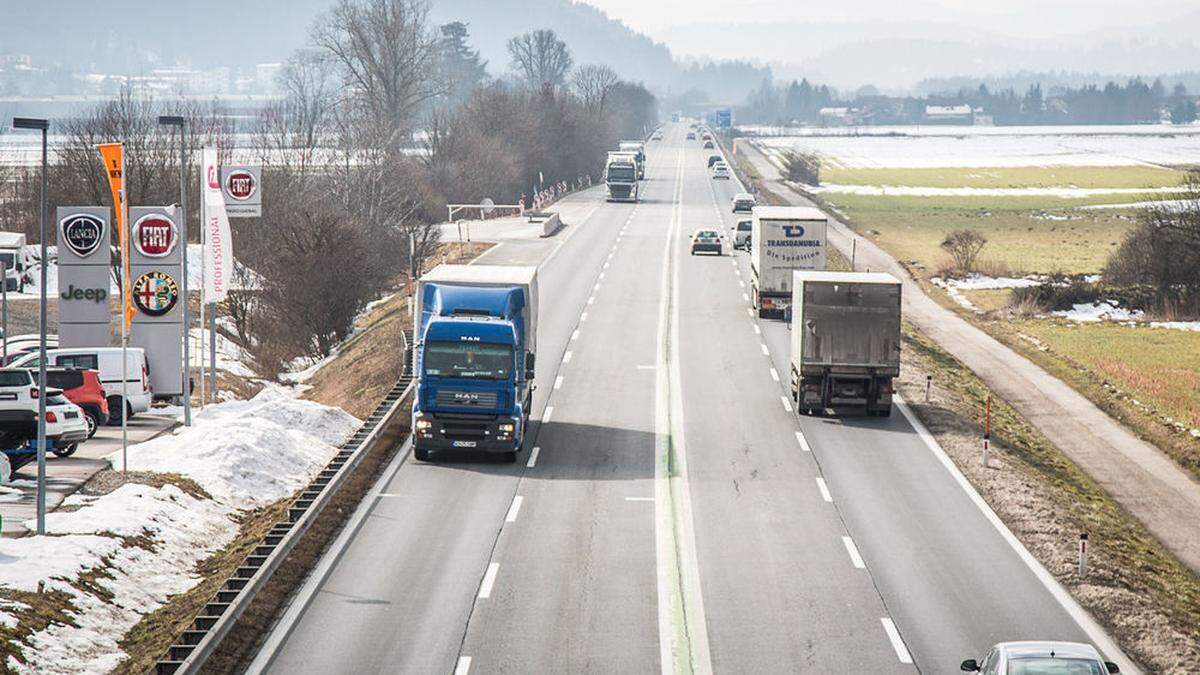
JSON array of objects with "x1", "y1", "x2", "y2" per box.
[{"x1": 155, "y1": 330, "x2": 415, "y2": 674}]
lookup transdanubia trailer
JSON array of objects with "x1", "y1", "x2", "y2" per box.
[{"x1": 789, "y1": 271, "x2": 901, "y2": 417}]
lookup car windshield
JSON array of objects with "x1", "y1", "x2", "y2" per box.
[
  {"x1": 738, "y1": 222, "x2": 752, "y2": 231},
  {"x1": 1008, "y1": 657, "x2": 1105, "y2": 675},
  {"x1": 0, "y1": 371, "x2": 30, "y2": 386},
  {"x1": 424, "y1": 341, "x2": 513, "y2": 380},
  {"x1": 697, "y1": 231, "x2": 718, "y2": 238}
]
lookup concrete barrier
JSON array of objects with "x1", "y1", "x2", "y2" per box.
[{"x1": 538, "y1": 212, "x2": 562, "y2": 237}]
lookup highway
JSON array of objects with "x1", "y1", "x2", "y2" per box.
[{"x1": 251, "y1": 124, "x2": 1129, "y2": 674}]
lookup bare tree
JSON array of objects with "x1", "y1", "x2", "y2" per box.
[
  {"x1": 507, "y1": 29, "x2": 573, "y2": 89},
  {"x1": 781, "y1": 150, "x2": 821, "y2": 185},
  {"x1": 572, "y1": 64, "x2": 619, "y2": 114},
  {"x1": 314, "y1": 0, "x2": 443, "y2": 146},
  {"x1": 278, "y1": 49, "x2": 340, "y2": 150},
  {"x1": 940, "y1": 229, "x2": 988, "y2": 275}
]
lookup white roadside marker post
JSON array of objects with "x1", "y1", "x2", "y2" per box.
[
  {"x1": 1079, "y1": 533, "x2": 1089, "y2": 577},
  {"x1": 982, "y1": 395, "x2": 992, "y2": 468}
]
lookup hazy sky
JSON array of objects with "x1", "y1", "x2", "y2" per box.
[{"x1": 583, "y1": 0, "x2": 1197, "y2": 38}]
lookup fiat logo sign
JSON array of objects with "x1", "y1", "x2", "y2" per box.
[
  {"x1": 225, "y1": 170, "x2": 256, "y2": 201},
  {"x1": 132, "y1": 213, "x2": 179, "y2": 258}
]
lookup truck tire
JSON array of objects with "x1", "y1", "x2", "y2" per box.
[{"x1": 414, "y1": 447, "x2": 431, "y2": 462}]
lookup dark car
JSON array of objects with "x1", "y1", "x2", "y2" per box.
[
  {"x1": 703, "y1": 140, "x2": 714, "y2": 149},
  {"x1": 707, "y1": 154, "x2": 723, "y2": 168},
  {"x1": 686, "y1": 132, "x2": 697, "y2": 140}
]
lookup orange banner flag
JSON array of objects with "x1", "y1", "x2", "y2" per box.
[{"x1": 97, "y1": 143, "x2": 136, "y2": 330}]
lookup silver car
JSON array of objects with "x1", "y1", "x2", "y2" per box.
[
  {"x1": 732, "y1": 219, "x2": 752, "y2": 249},
  {"x1": 961, "y1": 641, "x2": 1119, "y2": 675}
]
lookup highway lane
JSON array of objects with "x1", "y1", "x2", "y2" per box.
[
  {"x1": 674, "y1": 139, "x2": 908, "y2": 672},
  {"x1": 254, "y1": 123, "x2": 1128, "y2": 675},
  {"x1": 696, "y1": 138, "x2": 1116, "y2": 670},
  {"x1": 260, "y1": 180, "x2": 637, "y2": 673}
]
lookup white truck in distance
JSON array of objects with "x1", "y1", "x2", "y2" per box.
[
  {"x1": 750, "y1": 206, "x2": 828, "y2": 318},
  {"x1": 789, "y1": 271, "x2": 901, "y2": 417},
  {"x1": 605, "y1": 151, "x2": 640, "y2": 203},
  {"x1": 0, "y1": 232, "x2": 27, "y2": 292},
  {"x1": 618, "y1": 140, "x2": 646, "y2": 179}
]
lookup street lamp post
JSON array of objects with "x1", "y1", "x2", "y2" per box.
[
  {"x1": 158, "y1": 115, "x2": 191, "y2": 427},
  {"x1": 12, "y1": 116, "x2": 49, "y2": 535}
]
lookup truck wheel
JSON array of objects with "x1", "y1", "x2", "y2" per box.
[{"x1": 414, "y1": 447, "x2": 431, "y2": 462}]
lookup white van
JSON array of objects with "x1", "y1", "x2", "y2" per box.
[{"x1": 10, "y1": 347, "x2": 152, "y2": 420}]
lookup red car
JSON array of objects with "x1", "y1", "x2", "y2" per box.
[{"x1": 42, "y1": 368, "x2": 108, "y2": 438}]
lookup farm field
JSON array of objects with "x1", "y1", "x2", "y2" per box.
[{"x1": 822, "y1": 164, "x2": 1186, "y2": 190}]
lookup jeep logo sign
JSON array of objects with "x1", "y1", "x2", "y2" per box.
[
  {"x1": 60, "y1": 284, "x2": 108, "y2": 303},
  {"x1": 132, "y1": 213, "x2": 178, "y2": 258},
  {"x1": 225, "y1": 170, "x2": 256, "y2": 201},
  {"x1": 60, "y1": 214, "x2": 105, "y2": 258}
]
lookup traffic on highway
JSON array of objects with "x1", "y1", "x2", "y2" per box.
[{"x1": 249, "y1": 124, "x2": 1130, "y2": 674}]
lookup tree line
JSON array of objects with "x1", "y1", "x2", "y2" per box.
[
  {"x1": 738, "y1": 77, "x2": 1198, "y2": 126},
  {"x1": 0, "y1": 0, "x2": 657, "y2": 374}
]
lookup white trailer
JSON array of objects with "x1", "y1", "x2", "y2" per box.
[
  {"x1": 0, "y1": 232, "x2": 27, "y2": 292},
  {"x1": 749, "y1": 206, "x2": 827, "y2": 318}
]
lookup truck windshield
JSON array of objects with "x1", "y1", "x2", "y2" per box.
[
  {"x1": 608, "y1": 166, "x2": 636, "y2": 181},
  {"x1": 424, "y1": 341, "x2": 513, "y2": 380},
  {"x1": 0, "y1": 252, "x2": 15, "y2": 271}
]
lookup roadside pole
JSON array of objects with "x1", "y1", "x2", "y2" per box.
[
  {"x1": 2, "y1": 272, "x2": 7, "y2": 363},
  {"x1": 198, "y1": 169, "x2": 207, "y2": 409},
  {"x1": 209, "y1": 300, "x2": 217, "y2": 401}
]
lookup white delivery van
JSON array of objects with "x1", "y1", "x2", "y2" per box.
[{"x1": 11, "y1": 347, "x2": 152, "y2": 420}]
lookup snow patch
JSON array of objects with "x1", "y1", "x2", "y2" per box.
[{"x1": 1053, "y1": 302, "x2": 1145, "y2": 322}]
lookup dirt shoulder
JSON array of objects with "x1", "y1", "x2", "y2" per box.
[
  {"x1": 897, "y1": 325, "x2": 1200, "y2": 673},
  {"x1": 733, "y1": 138, "x2": 1200, "y2": 577}
]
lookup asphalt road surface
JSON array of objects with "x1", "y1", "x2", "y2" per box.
[{"x1": 252, "y1": 125, "x2": 1132, "y2": 675}]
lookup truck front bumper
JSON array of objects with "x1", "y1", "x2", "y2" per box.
[{"x1": 413, "y1": 412, "x2": 522, "y2": 453}]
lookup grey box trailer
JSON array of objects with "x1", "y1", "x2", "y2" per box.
[
  {"x1": 788, "y1": 271, "x2": 901, "y2": 416},
  {"x1": 749, "y1": 206, "x2": 827, "y2": 319}
]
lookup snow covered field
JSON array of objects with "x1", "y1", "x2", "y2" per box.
[
  {"x1": 752, "y1": 124, "x2": 1200, "y2": 168},
  {"x1": 0, "y1": 387, "x2": 359, "y2": 673}
]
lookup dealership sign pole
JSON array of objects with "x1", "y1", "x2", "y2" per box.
[{"x1": 99, "y1": 142, "x2": 134, "y2": 472}]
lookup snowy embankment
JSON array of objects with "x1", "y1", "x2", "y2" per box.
[
  {"x1": 933, "y1": 274, "x2": 1200, "y2": 331},
  {"x1": 0, "y1": 387, "x2": 359, "y2": 674}
]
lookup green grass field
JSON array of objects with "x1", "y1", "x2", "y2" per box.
[
  {"x1": 825, "y1": 192, "x2": 1135, "y2": 275},
  {"x1": 824, "y1": 165, "x2": 1187, "y2": 189},
  {"x1": 1014, "y1": 320, "x2": 1200, "y2": 430}
]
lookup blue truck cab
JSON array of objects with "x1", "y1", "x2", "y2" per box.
[{"x1": 412, "y1": 265, "x2": 539, "y2": 462}]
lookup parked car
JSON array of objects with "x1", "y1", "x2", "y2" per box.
[
  {"x1": 733, "y1": 219, "x2": 752, "y2": 249},
  {"x1": 690, "y1": 229, "x2": 723, "y2": 255},
  {"x1": 711, "y1": 164, "x2": 731, "y2": 179},
  {"x1": 703, "y1": 140, "x2": 715, "y2": 149},
  {"x1": 707, "y1": 155, "x2": 723, "y2": 168},
  {"x1": 961, "y1": 641, "x2": 1119, "y2": 675},
  {"x1": 732, "y1": 192, "x2": 757, "y2": 213},
  {"x1": 44, "y1": 389, "x2": 88, "y2": 457},
  {"x1": 42, "y1": 368, "x2": 108, "y2": 438},
  {"x1": 11, "y1": 348, "x2": 152, "y2": 422},
  {"x1": 0, "y1": 369, "x2": 38, "y2": 448}
]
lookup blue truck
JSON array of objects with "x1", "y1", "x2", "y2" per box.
[{"x1": 412, "y1": 265, "x2": 539, "y2": 462}]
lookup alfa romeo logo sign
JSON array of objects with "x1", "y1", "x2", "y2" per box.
[
  {"x1": 60, "y1": 214, "x2": 105, "y2": 258},
  {"x1": 225, "y1": 169, "x2": 256, "y2": 201},
  {"x1": 132, "y1": 271, "x2": 179, "y2": 317},
  {"x1": 132, "y1": 213, "x2": 178, "y2": 258}
]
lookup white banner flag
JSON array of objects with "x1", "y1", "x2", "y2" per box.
[{"x1": 201, "y1": 147, "x2": 234, "y2": 303}]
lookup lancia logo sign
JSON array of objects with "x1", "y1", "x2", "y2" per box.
[
  {"x1": 225, "y1": 170, "x2": 256, "y2": 201},
  {"x1": 60, "y1": 214, "x2": 105, "y2": 258},
  {"x1": 132, "y1": 271, "x2": 179, "y2": 317},
  {"x1": 132, "y1": 214, "x2": 178, "y2": 258}
]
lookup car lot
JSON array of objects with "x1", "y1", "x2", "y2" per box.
[{"x1": 0, "y1": 411, "x2": 177, "y2": 536}]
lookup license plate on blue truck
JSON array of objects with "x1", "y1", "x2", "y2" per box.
[{"x1": 453, "y1": 441, "x2": 477, "y2": 448}]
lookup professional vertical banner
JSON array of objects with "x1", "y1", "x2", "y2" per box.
[
  {"x1": 201, "y1": 147, "x2": 234, "y2": 302},
  {"x1": 97, "y1": 143, "x2": 135, "y2": 330},
  {"x1": 128, "y1": 206, "x2": 185, "y2": 397},
  {"x1": 55, "y1": 207, "x2": 112, "y2": 348}
]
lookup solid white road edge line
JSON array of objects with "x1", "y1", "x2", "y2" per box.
[
  {"x1": 625, "y1": 496, "x2": 655, "y2": 502},
  {"x1": 454, "y1": 656, "x2": 472, "y2": 675},
  {"x1": 554, "y1": 375, "x2": 563, "y2": 390},
  {"x1": 894, "y1": 394, "x2": 1139, "y2": 674},
  {"x1": 505, "y1": 495, "x2": 523, "y2": 523},
  {"x1": 816, "y1": 477, "x2": 832, "y2": 502},
  {"x1": 880, "y1": 617, "x2": 914, "y2": 664},
  {"x1": 526, "y1": 446, "x2": 540, "y2": 468},
  {"x1": 841, "y1": 535, "x2": 866, "y2": 569},
  {"x1": 655, "y1": 144, "x2": 713, "y2": 675},
  {"x1": 562, "y1": 351, "x2": 573, "y2": 364},
  {"x1": 244, "y1": 436, "x2": 414, "y2": 674},
  {"x1": 477, "y1": 562, "x2": 499, "y2": 599}
]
